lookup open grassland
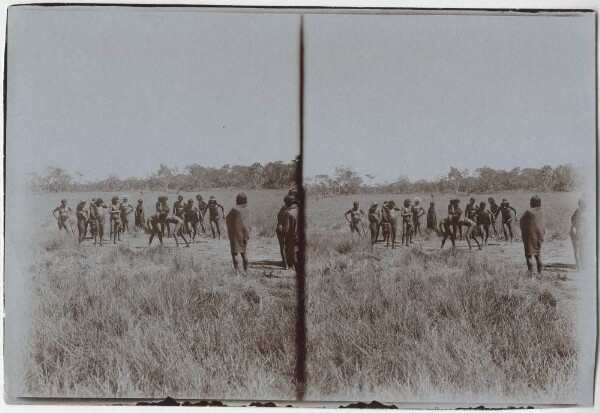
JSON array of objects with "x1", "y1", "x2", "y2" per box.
[
  {"x1": 305, "y1": 191, "x2": 581, "y2": 403},
  {"x1": 22, "y1": 189, "x2": 296, "y2": 400}
]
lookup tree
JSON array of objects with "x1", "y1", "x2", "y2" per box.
[
  {"x1": 334, "y1": 165, "x2": 363, "y2": 195},
  {"x1": 38, "y1": 166, "x2": 74, "y2": 192}
]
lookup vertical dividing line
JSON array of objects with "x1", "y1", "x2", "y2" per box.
[{"x1": 295, "y1": 14, "x2": 307, "y2": 402}]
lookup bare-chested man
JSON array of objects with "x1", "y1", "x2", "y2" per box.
[
  {"x1": 89, "y1": 198, "x2": 108, "y2": 246},
  {"x1": 75, "y1": 201, "x2": 89, "y2": 243},
  {"x1": 401, "y1": 199, "x2": 414, "y2": 246},
  {"x1": 207, "y1": 196, "x2": 225, "y2": 239},
  {"x1": 345, "y1": 202, "x2": 365, "y2": 235},
  {"x1": 497, "y1": 199, "x2": 518, "y2": 242},
  {"x1": 440, "y1": 216, "x2": 482, "y2": 250},
  {"x1": 411, "y1": 198, "x2": 426, "y2": 237},
  {"x1": 570, "y1": 198, "x2": 585, "y2": 271},
  {"x1": 135, "y1": 199, "x2": 145, "y2": 229},
  {"x1": 109, "y1": 196, "x2": 122, "y2": 243},
  {"x1": 184, "y1": 199, "x2": 201, "y2": 241},
  {"x1": 476, "y1": 201, "x2": 493, "y2": 245},
  {"x1": 173, "y1": 195, "x2": 186, "y2": 220},
  {"x1": 196, "y1": 194, "x2": 208, "y2": 234},
  {"x1": 164, "y1": 212, "x2": 190, "y2": 247},
  {"x1": 448, "y1": 198, "x2": 462, "y2": 239},
  {"x1": 383, "y1": 200, "x2": 400, "y2": 248},
  {"x1": 119, "y1": 196, "x2": 134, "y2": 233},
  {"x1": 147, "y1": 213, "x2": 164, "y2": 247},
  {"x1": 368, "y1": 202, "x2": 380, "y2": 245},
  {"x1": 487, "y1": 197, "x2": 500, "y2": 237},
  {"x1": 52, "y1": 199, "x2": 72, "y2": 234}
]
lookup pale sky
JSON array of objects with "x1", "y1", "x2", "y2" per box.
[
  {"x1": 304, "y1": 13, "x2": 595, "y2": 183},
  {"x1": 7, "y1": 7, "x2": 300, "y2": 181}
]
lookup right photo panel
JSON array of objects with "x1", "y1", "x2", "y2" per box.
[{"x1": 303, "y1": 12, "x2": 596, "y2": 406}]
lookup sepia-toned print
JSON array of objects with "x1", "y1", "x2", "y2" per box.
[{"x1": 5, "y1": 7, "x2": 301, "y2": 401}]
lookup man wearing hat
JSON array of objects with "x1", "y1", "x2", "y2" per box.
[
  {"x1": 207, "y1": 195, "x2": 225, "y2": 239},
  {"x1": 520, "y1": 195, "x2": 545, "y2": 275},
  {"x1": 368, "y1": 202, "x2": 381, "y2": 245},
  {"x1": 226, "y1": 193, "x2": 251, "y2": 273}
]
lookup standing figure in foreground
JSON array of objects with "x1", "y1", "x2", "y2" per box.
[
  {"x1": 119, "y1": 196, "x2": 134, "y2": 233},
  {"x1": 90, "y1": 198, "x2": 107, "y2": 246},
  {"x1": 109, "y1": 196, "x2": 122, "y2": 243},
  {"x1": 207, "y1": 196, "x2": 225, "y2": 239},
  {"x1": 426, "y1": 201, "x2": 437, "y2": 231},
  {"x1": 52, "y1": 199, "x2": 72, "y2": 234},
  {"x1": 401, "y1": 199, "x2": 413, "y2": 246},
  {"x1": 411, "y1": 198, "x2": 426, "y2": 237},
  {"x1": 226, "y1": 193, "x2": 251, "y2": 273},
  {"x1": 345, "y1": 201, "x2": 365, "y2": 236},
  {"x1": 383, "y1": 200, "x2": 400, "y2": 248},
  {"x1": 75, "y1": 201, "x2": 89, "y2": 243},
  {"x1": 135, "y1": 199, "x2": 145, "y2": 229},
  {"x1": 368, "y1": 202, "x2": 381, "y2": 245},
  {"x1": 570, "y1": 197, "x2": 585, "y2": 271},
  {"x1": 520, "y1": 195, "x2": 544, "y2": 275},
  {"x1": 497, "y1": 199, "x2": 518, "y2": 242}
]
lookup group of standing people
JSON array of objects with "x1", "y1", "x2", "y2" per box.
[
  {"x1": 52, "y1": 188, "x2": 301, "y2": 274},
  {"x1": 344, "y1": 195, "x2": 587, "y2": 275}
]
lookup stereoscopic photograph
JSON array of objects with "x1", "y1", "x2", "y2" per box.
[
  {"x1": 3, "y1": 4, "x2": 597, "y2": 408},
  {"x1": 5, "y1": 7, "x2": 301, "y2": 401},
  {"x1": 302, "y1": 11, "x2": 596, "y2": 405}
]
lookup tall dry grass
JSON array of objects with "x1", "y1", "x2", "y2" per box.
[
  {"x1": 24, "y1": 233, "x2": 295, "y2": 399},
  {"x1": 305, "y1": 232, "x2": 578, "y2": 402}
]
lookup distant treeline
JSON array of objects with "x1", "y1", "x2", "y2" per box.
[
  {"x1": 29, "y1": 157, "x2": 299, "y2": 193},
  {"x1": 304, "y1": 164, "x2": 582, "y2": 196}
]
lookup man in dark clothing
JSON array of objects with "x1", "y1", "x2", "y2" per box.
[
  {"x1": 520, "y1": 195, "x2": 544, "y2": 275},
  {"x1": 226, "y1": 193, "x2": 251, "y2": 273}
]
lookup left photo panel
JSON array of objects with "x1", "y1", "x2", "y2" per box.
[{"x1": 5, "y1": 7, "x2": 301, "y2": 401}]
